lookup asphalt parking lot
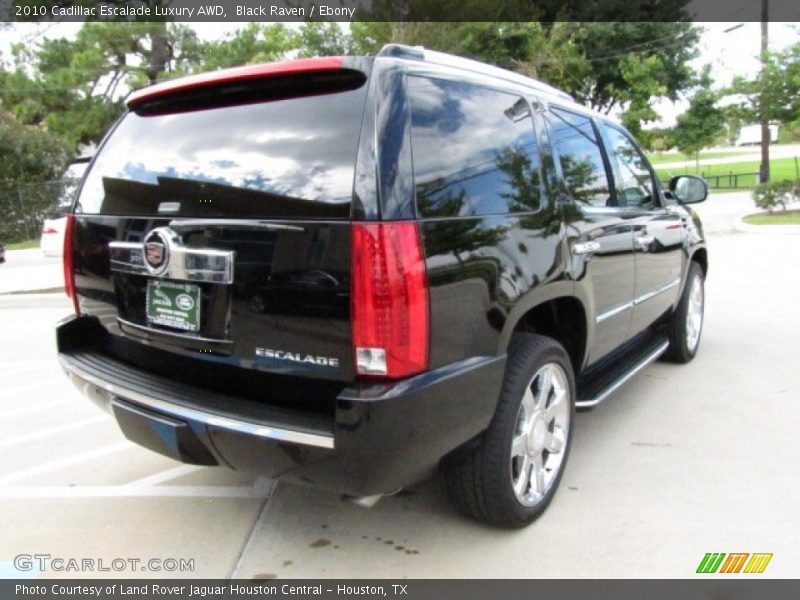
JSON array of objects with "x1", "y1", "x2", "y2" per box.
[{"x1": 0, "y1": 193, "x2": 798, "y2": 579}]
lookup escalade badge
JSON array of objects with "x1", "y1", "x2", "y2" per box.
[{"x1": 255, "y1": 347, "x2": 340, "y2": 368}]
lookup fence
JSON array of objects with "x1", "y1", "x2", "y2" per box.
[
  {"x1": 701, "y1": 156, "x2": 800, "y2": 190},
  {"x1": 0, "y1": 178, "x2": 78, "y2": 243},
  {"x1": 700, "y1": 171, "x2": 760, "y2": 190}
]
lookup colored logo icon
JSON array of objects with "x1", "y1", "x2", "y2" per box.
[{"x1": 696, "y1": 553, "x2": 773, "y2": 574}]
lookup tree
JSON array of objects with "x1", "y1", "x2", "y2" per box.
[
  {"x1": 194, "y1": 23, "x2": 297, "y2": 71},
  {"x1": 0, "y1": 110, "x2": 71, "y2": 242},
  {"x1": 347, "y1": 20, "x2": 699, "y2": 127},
  {"x1": 727, "y1": 38, "x2": 800, "y2": 182},
  {"x1": 296, "y1": 22, "x2": 349, "y2": 58},
  {"x1": 0, "y1": 22, "x2": 203, "y2": 147},
  {"x1": 616, "y1": 55, "x2": 670, "y2": 145},
  {"x1": 554, "y1": 22, "x2": 699, "y2": 114},
  {"x1": 669, "y1": 66, "x2": 726, "y2": 171},
  {"x1": 730, "y1": 40, "x2": 800, "y2": 131}
]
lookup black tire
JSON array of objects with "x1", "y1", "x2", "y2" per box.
[
  {"x1": 444, "y1": 334, "x2": 576, "y2": 528},
  {"x1": 665, "y1": 261, "x2": 705, "y2": 364}
]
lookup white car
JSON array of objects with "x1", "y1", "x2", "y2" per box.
[
  {"x1": 40, "y1": 215, "x2": 67, "y2": 257},
  {"x1": 41, "y1": 161, "x2": 89, "y2": 257}
]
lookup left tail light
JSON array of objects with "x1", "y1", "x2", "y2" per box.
[
  {"x1": 63, "y1": 213, "x2": 79, "y2": 315},
  {"x1": 351, "y1": 221, "x2": 429, "y2": 378}
]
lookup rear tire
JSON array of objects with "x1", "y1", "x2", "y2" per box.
[
  {"x1": 665, "y1": 261, "x2": 705, "y2": 363},
  {"x1": 444, "y1": 334, "x2": 575, "y2": 528}
]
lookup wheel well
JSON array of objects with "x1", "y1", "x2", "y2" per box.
[
  {"x1": 691, "y1": 248, "x2": 708, "y2": 277},
  {"x1": 512, "y1": 297, "x2": 586, "y2": 372}
]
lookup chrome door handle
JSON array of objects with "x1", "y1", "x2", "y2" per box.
[
  {"x1": 635, "y1": 234, "x2": 655, "y2": 248},
  {"x1": 574, "y1": 241, "x2": 601, "y2": 255}
]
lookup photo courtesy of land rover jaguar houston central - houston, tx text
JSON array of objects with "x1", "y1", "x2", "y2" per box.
[{"x1": 56, "y1": 45, "x2": 709, "y2": 528}]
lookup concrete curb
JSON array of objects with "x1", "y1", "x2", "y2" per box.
[
  {"x1": 0, "y1": 293, "x2": 71, "y2": 310},
  {"x1": 735, "y1": 217, "x2": 800, "y2": 235}
]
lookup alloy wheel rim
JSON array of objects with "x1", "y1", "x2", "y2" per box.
[
  {"x1": 685, "y1": 274, "x2": 704, "y2": 353},
  {"x1": 510, "y1": 363, "x2": 570, "y2": 507}
]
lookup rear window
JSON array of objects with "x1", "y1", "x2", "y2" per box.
[{"x1": 76, "y1": 80, "x2": 368, "y2": 219}]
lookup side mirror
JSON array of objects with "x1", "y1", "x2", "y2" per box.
[{"x1": 669, "y1": 175, "x2": 708, "y2": 204}]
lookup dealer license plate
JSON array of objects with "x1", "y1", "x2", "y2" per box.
[{"x1": 146, "y1": 280, "x2": 201, "y2": 332}]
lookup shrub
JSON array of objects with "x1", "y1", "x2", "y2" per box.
[{"x1": 752, "y1": 180, "x2": 800, "y2": 214}]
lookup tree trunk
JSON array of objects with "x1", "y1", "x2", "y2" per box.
[
  {"x1": 147, "y1": 21, "x2": 169, "y2": 86},
  {"x1": 759, "y1": 0, "x2": 770, "y2": 183}
]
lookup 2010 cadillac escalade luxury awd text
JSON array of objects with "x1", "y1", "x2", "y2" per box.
[{"x1": 57, "y1": 45, "x2": 709, "y2": 527}]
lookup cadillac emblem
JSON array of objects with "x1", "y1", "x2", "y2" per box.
[{"x1": 143, "y1": 229, "x2": 170, "y2": 275}]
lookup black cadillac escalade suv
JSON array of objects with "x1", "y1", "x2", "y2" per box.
[{"x1": 57, "y1": 45, "x2": 709, "y2": 528}]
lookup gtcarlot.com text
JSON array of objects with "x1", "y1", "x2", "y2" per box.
[{"x1": 13, "y1": 553, "x2": 194, "y2": 573}]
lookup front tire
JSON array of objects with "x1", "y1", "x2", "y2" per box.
[
  {"x1": 665, "y1": 261, "x2": 705, "y2": 363},
  {"x1": 445, "y1": 334, "x2": 575, "y2": 528}
]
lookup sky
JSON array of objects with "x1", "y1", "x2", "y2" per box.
[{"x1": 1, "y1": 21, "x2": 798, "y2": 127}]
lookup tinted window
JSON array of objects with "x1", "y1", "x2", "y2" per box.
[
  {"x1": 602, "y1": 124, "x2": 657, "y2": 208},
  {"x1": 409, "y1": 77, "x2": 542, "y2": 217},
  {"x1": 76, "y1": 83, "x2": 367, "y2": 219},
  {"x1": 548, "y1": 108, "x2": 611, "y2": 207}
]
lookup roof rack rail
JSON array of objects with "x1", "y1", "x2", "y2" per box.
[{"x1": 377, "y1": 43, "x2": 573, "y2": 102}]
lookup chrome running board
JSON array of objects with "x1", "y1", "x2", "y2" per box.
[{"x1": 576, "y1": 339, "x2": 669, "y2": 410}]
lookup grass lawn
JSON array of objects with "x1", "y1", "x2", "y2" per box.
[
  {"x1": 656, "y1": 156, "x2": 800, "y2": 190},
  {"x1": 5, "y1": 239, "x2": 40, "y2": 250},
  {"x1": 743, "y1": 209, "x2": 800, "y2": 225},
  {"x1": 648, "y1": 151, "x2": 748, "y2": 164}
]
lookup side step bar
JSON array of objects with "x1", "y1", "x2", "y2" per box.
[{"x1": 576, "y1": 336, "x2": 669, "y2": 410}]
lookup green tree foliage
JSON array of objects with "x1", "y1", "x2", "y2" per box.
[
  {"x1": 194, "y1": 23, "x2": 296, "y2": 71},
  {"x1": 0, "y1": 22, "x2": 202, "y2": 147},
  {"x1": 296, "y1": 23, "x2": 350, "y2": 57},
  {"x1": 1, "y1": 16, "x2": 701, "y2": 155},
  {"x1": 616, "y1": 55, "x2": 669, "y2": 144},
  {"x1": 347, "y1": 20, "x2": 698, "y2": 132},
  {"x1": 0, "y1": 110, "x2": 71, "y2": 242},
  {"x1": 557, "y1": 22, "x2": 698, "y2": 113},
  {"x1": 730, "y1": 40, "x2": 800, "y2": 127},
  {"x1": 669, "y1": 67, "x2": 726, "y2": 169}
]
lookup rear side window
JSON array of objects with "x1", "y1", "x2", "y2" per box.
[
  {"x1": 408, "y1": 76, "x2": 543, "y2": 218},
  {"x1": 548, "y1": 107, "x2": 612, "y2": 207},
  {"x1": 76, "y1": 80, "x2": 368, "y2": 219}
]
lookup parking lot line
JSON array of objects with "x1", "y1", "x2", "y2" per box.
[
  {"x1": 0, "y1": 400, "x2": 70, "y2": 418},
  {"x1": 0, "y1": 377, "x2": 67, "y2": 398},
  {"x1": 123, "y1": 464, "x2": 204, "y2": 487},
  {"x1": 0, "y1": 485, "x2": 270, "y2": 498},
  {"x1": 0, "y1": 363, "x2": 53, "y2": 377},
  {"x1": 0, "y1": 441, "x2": 131, "y2": 485},
  {"x1": 0, "y1": 415, "x2": 109, "y2": 449}
]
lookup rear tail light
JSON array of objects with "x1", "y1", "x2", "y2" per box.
[
  {"x1": 351, "y1": 221, "x2": 429, "y2": 378},
  {"x1": 63, "y1": 213, "x2": 79, "y2": 315}
]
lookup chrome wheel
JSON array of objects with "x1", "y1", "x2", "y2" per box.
[
  {"x1": 510, "y1": 363, "x2": 570, "y2": 507},
  {"x1": 685, "y1": 273, "x2": 704, "y2": 353}
]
